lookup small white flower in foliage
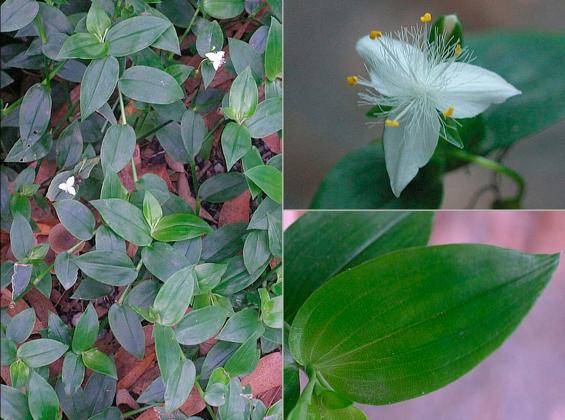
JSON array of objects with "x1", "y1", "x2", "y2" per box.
[
  {"x1": 349, "y1": 13, "x2": 520, "y2": 196},
  {"x1": 58, "y1": 176, "x2": 76, "y2": 196},
  {"x1": 205, "y1": 50, "x2": 226, "y2": 71}
]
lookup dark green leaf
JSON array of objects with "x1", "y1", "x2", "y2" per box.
[
  {"x1": 17, "y1": 338, "x2": 68, "y2": 368},
  {"x1": 73, "y1": 250, "x2": 138, "y2": 286},
  {"x1": 10, "y1": 213, "x2": 33, "y2": 260},
  {"x1": 72, "y1": 303, "x2": 99, "y2": 353},
  {"x1": 91, "y1": 199, "x2": 152, "y2": 246},
  {"x1": 56, "y1": 121, "x2": 83, "y2": 169},
  {"x1": 0, "y1": 384, "x2": 32, "y2": 420},
  {"x1": 244, "y1": 165, "x2": 282, "y2": 204},
  {"x1": 311, "y1": 145, "x2": 443, "y2": 209},
  {"x1": 217, "y1": 308, "x2": 261, "y2": 343},
  {"x1": 202, "y1": 0, "x2": 244, "y2": 19},
  {"x1": 0, "y1": 0, "x2": 39, "y2": 33},
  {"x1": 243, "y1": 230, "x2": 270, "y2": 276},
  {"x1": 100, "y1": 172, "x2": 128, "y2": 201},
  {"x1": 289, "y1": 245, "x2": 559, "y2": 404},
  {"x1": 143, "y1": 191, "x2": 162, "y2": 229},
  {"x1": 71, "y1": 277, "x2": 114, "y2": 299},
  {"x1": 6, "y1": 307, "x2": 35, "y2": 344},
  {"x1": 28, "y1": 371, "x2": 60, "y2": 420},
  {"x1": 196, "y1": 20, "x2": 224, "y2": 57},
  {"x1": 80, "y1": 56, "x2": 119, "y2": 120},
  {"x1": 106, "y1": 16, "x2": 170, "y2": 57},
  {"x1": 54, "y1": 252, "x2": 79, "y2": 290},
  {"x1": 204, "y1": 367, "x2": 230, "y2": 407},
  {"x1": 284, "y1": 211, "x2": 433, "y2": 322},
  {"x1": 141, "y1": 242, "x2": 190, "y2": 281},
  {"x1": 175, "y1": 305, "x2": 227, "y2": 345},
  {"x1": 58, "y1": 33, "x2": 108, "y2": 59},
  {"x1": 223, "y1": 332, "x2": 261, "y2": 377},
  {"x1": 108, "y1": 303, "x2": 145, "y2": 360},
  {"x1": 5, "y1": 134, "x2": 53, "y2": 164},
  {"x1": 19, "y1": 83, "x2": 51, "y2": 148},
  {"x1": 180, "y1": 109, "x2": 206, "y2": 161},
  {"x1": 137, "y1": 377, "x2": 165, "y2": 404},
  {"x1": 89, "y1": 407, "x2": 122, "y2": 420},
  {"x1": 228, "y1": 38, "x2": 263, "y2": 81},
  {"x1": 195, "y1": 262, "x2": 227, "y2": 292},
  {"x1": 62, "y1": 351, "x2": 85, "y2": 395},
  {"x1": 264, "y1": 17, "x2": 282, "y2": 81},
  {"x1": 151, "y1": 213, "x2": 213, "y2": 242},
  {"x1": 53, "y1": 199, "x2": 96, "y2": 240},
  {"x1": 84, "y1": 373, "x2": 116, "y2": 417},
  {"x1": 153, "y1": 324, "x2": 182, "y2": 383},
  {"x1": 202, "y1": 224, "x2": 247, "y2": 262},
  {"x1": 153, "y1": 267, "x2": 195, "y2": 326},
  {"x1": 100, "y1": 124, "x2": 136, "y2": 173},
  {"x1": 48, "y1": 311, "x2": 72, "y2": 345},
  {"x1": 227, "y1": 67, "x2": 258, "y2": 123},
  {"x1": 199, "y1": 173, "x2": 247, "y2": 203},
  {"x1": 245, "y1": 97, "x2": 282, "y2": 139},
  {"x1": 82, "y1": 348, "x2": 117, "y2": 379},
  {"x1": 1, "y1": 336, "x2": 17, "y2": 366},
  {"x1": 164, "y1": 358, "x2": 196, "y2": 412},
  {"x1": 86, "y1": 2, "x2": 111, "y2": 40},
  {"x1": 221, "y1": 122, "x2": 251, "y2": 171},
  {"x1": 119, "y1": 66, "x2": 184, "y2": 105}
]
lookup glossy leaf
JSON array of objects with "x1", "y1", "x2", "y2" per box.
[
  {"x1": 164, "y1": 358, "x2": 196, "y2": 412},
  {"x1": 223, "y1": 332, "x2": 261, "y2": 377},
  {"x1": 82, "y1": 348, "x2": 117, "y2": 379},
  {"x1": 180, "y1": 109, "x2": 206, "y2": 161},
  {"x1": 141, "y1": 242, "x2": 190, "y2": 281},
  {"x1": 245, "y1": 97, "x2": 282, "y2": 139},
  {"x1": 175, "y1": 305, "x2": 227, "y2": 345},
  {"x1": 264, "y1": 17, "x2": 282, "y2": 81},
  {"x1": 100, "y1": 124, "x2": 136, "y2": 173},
  {"x1": 10, "y1": 213, "x2": 33, "y2": 260},
  {"x1": 91, "y1": 199, "x2": 152, "y2": 246},
  {"x1": 284, "y1": 211, "x2": 433, "y2": 322},
  {"x1": 153, "y1": 267, "x2": 195, "y2": 326},
  {"x1": 73, "y1": 250, "x2": 138, "y2": 286},
  {"x1": 202, "y1": 0, "x2": 244, "y2": 19},
  {"x1": 119, "y1": 66, "x2": 184, "y2": 104},
  {"x1": 28, "y1": 371, "x2": 59, "y2": 420},
  {"x1": 86, "y1": 2, "x2": 111, "y2": 40},
  {"x1": 217, "y1": 308, "x2": 261, "y2": 343},
  {"x1": 221, "y1": 122, "x2": 251, "y2": 171},
  {"x1": 199, "y1": 173, "x2": 248, "y2": 203},
  {"x1": 244, "y1": 165, "x2": 282, "y2": 204},
  {"x1": 72, "y1": 303, "x2": 99, "y2": 353},
  {"x1": 0, "y1": 0, "x2": 39, "y2": 33},
  {"x1": 62, "y1": 352, "x2": 85, "y2": 395},
  {"x1": 17, "y1": 338, "x2": 68, "y2": 367},
  {"x1": 19, "y1": 83, "x2": 51, "y2": 148},
  {"x1": 151, "y1": 213, "x2": 213, "y2": 242},
  {"x1": 243, "y1": 230, "x2": 270, "y2": 276},
  {"x1": 80, "y1": 56, "x2": 119, "y2": 120},
  {"x1": 58, "y1": 33, "x2": 108, "y2": 59},
  {"x1": 54, "y1": 252, "x2": 79, "y2": 290},
  {"x1": 106, "y1": 16, "x2": 170, "y2": 57},
  {"x1": 153, "y1": 324, "x2": 182, "y2": 382},
  {"x1": 143, "y1": 191, "x2": 162, "y2": 229},
  {"x1": 289, "y1": 245, "x2": 559, "y2": 404},
  {"x1": 228, "y1": 67, "x2": 258, "y2": 123},
  {"x1": 53, "y1": 199, "x2": 96, "y2": 241},
  {"x1": 108, "y1": 303, "x2": 145, "y2": 359},
  {"x1": 0, "y1": 384, "x2": 32, "y2": 420},
  {"x1": 6, "y1": 307, "x2": 35, "y2": 344}
]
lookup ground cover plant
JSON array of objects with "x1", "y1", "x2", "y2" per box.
[
  {"x1": 311, "y1": 13, "x2": 565, "y2": 209},
  {"x1": 284, "y1": 211, "x2": 560, "y2": 419},
  {"x1": 0, "y1": 0, "x2": 282, "y2": 418}
]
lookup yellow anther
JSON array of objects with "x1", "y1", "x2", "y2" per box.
[
  {"x1": 443, "y1": 107, "x2": 455, "y2": 118},
  {"x1": 454, "y1": 44, "x2": 462, "y2": 57},
  {"x1": 369, "y1": 30, "x2": 383, "y2": 40},
  {"x1": 347, "y1": 76, "x2": 359, "y2": 86},
  {"x1": 420, "y1": 12, "x2": 432, "y2": 23},
  {"x1": 385, "y1": 119, "x2": 400, "y2": 127}
]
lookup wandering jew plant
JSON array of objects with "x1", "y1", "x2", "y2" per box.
[
  {"x1": 1, "y1": 0, "x2": 282, "y2": 419},
  {"x1": 348, "y1": 13, "x2": 520, "y2": 197}
]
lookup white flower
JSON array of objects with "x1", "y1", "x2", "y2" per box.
[
  {"x1": 58, "y1": 176, "x2": 76, "y2": 196},
  {"x1": 205, "y1": 50, "x2": 226, "y2": 71},
  {"x1": 350, "y1": 14, "x2": 521, "y2": 197}
]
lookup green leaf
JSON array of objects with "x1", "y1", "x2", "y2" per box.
[
  {"x1": 106, "y1": 16, "x2": 170, "y2": 57},
  {"x1": 54, "y1": 252, "x2": 78, "y2": 290},
  {"x1": 100, "y1": 171, "x2": 128, "y2": 201},
  {"x1": 17, "y1": 338, "x2": 68, "y2": 368},
  {"x1": 73, "y1": 250, "x2": 138, "y2": 286},
  {"x1": 204, "y1": 367, "x2": 230, "y2": 406},
  {"x1": 264, "y1": 17, "x2": 282, "y2": 81},
  {"x1": 84, "y1": 373, "x2": 116, "y2": 417},
  {"x1": 48, "y1": 312, "x2": 72, "y2": 346},
  {"x1": 10, "y1": 214, "x2": 33, "y2": 261},
  {"x1": 228, "y1": 67, "x2": 258, "y2": 123},
  {"x1": 217, "y1": 308, "x2": 261, "y2": 343},
  {"x1": 28, "y1": 371, "x2": 59, "y2": 420},
  {"x1": 80, "y1": 56, "x2": 119, "y2": 120},
  {"x1": 56, "y1": 121, "x2": 83, "y2": 169},
  {"x1": 201, "y1": 59, "x2": 216, "y2": 89},
  {"x1": 468, "y1": 31, "x2": 565, "y2": 154},
  {"x1": 6, "y1": 307, "x2": 35, "y2": 344},
  {"x1": 19, "y1": 83, "x2": 51, "y2": 148},
  {"x1": 0, "y1": 0, "x2": 39, "y2": 33},
  {"x1": 243, "y1": 230, "x2": 270, "y2": 276},
  {"x1": 0, "y1": 384, "x2": 32, "y2": 420},
  {"x1": 311, "y1": 145, "x2": 443, "y2": 209},
  {"x1": 289, "y1": 244, "x2": 560, "y2": 405},
  {"x1": 153, "y1": 324, "x2": 182, "y2": 382},
  {"x1": 141, "y1": 242, "x2": 190, "y2": 281},
  {"x1": 195, "y1": 263, "x2": 227, "y2": 292},
  {"x1": 86, "y1": 2, "x2": 111, "y2": 41},
  {"x1": 221, "y1": 122, "x2": 251, "y2": 170},
  {"x1": 228, "y1": 38, "x2": 264, "y2": 81},
  {"x1": 62, "y1": 351, "x2": 85, "y2": 395},
  {"x1": 164, "y1": 358, "x2": 196, "y2": 412},
  {"x1": 153, "y1": 267, "x2": 195, "y2": 326},
  {"x1": 180, "y1": 109, "x2": 206, "y2": 161},
  {"x1": 9, "y1": 359, "x2": 29, "y2": 389},
  {"x1": 175, "y1": 305, "x2": 227, "y2": 345},
  {"x1": 259, "y1": 289, "x2": 282, "y2": 329},
  {"x1": 119, "y1": 65, "x2": 184, "y2": 104},
  {"x1": 91, "y1": 199, "x2": 152, "y2": 246},
  {"x1": 196, "y1": 20, "x2": 224, "y2": 57},
  {"x1": 72, "y1": 303, "x2": 99, "y2": 353},
  {"x1": 245, "y1": 97, "x2": 282, "y2": 139},
  {"x1": 53, "y1": 199, "x2": 96, "y2": 241},
  {"x1": 223, "y1": 332, "x2": 261, "y2": 377},
  {"x1": 202, "y1": 0, "x2": 244, "y2": 19},
  {"x1": 142, "y1": 191, "x2": 163, "y2": 229},
  {"x1": 11, "y1": 263, "x2": 32, "y2": 299},
  {"x1": 100, "y1": 124, "x2": 136, "y2": 173},
  {"x1": 284, "y1": 366, "x2": 300, "y2": 419},
  {"x1": 82, "y1": 348, "x2": 117, "y2": 379},
  {"x1": 244, "y1": 165, "x2": 282, "y2": 204},
  {"x1": 284, "y1": 211, "x2": 433, "y2": 322},
  {"x1": 1, "y1": 335, "x2": 17, "y2": 366},
  {"x1": 199, "y1": 173, "x2": 248, "y2": 203},
  {"x1": 151, "y1": 213, "x2": 213, "y2": 242},
  {"x1": 108, "y1": 303, "x2": 145, "y2": 360},
  {"x1": 58, "y1": 33, "x2": 108, "y2": 59}
]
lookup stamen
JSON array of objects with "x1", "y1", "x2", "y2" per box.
[
  {"x1": 369, "y1": 30, "x2": 383, "y2": 40},
  {"x1": 385, "y1": 119, "x2": 400, "y2": 127},
  {"x1": 347, "y1": 76, "x2": 359, "y2": 86},
  {"x1": 443, "y1": 107, "x2": 455, "y2": 118},
  {"x1": 454, "y1": 44, "x2": 462, "y2": 57},
  {"x1": 420, "y1": 12, "x2": 432, "y2": 23}
]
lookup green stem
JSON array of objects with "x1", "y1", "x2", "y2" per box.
[
  {"x1": 118, "y1": 261, "x2": 144, "y2": 304},
  {"x1": 32, "y1": 241, "x2": 84, "y2": 287},
  {"x1": 136, "y1": 119, "x2": 173, "y2": 141},
  {"x1": 195, "y1": 380, "x2": 217, "y2": 420},
  {"x1": 448, "y1": 149, "x2": 525, "y2": 205},
  {"x1": 122, "y1": 403, "x2": 159, "y2": 418},
  {"x1": 168, "y1": 6, "x2": 200, "y2": 60},
  {"x1": 118, "y1": 87, "x2": 138, "y2": 184},
  {"x1": 190, "y1": 161, "x2": 201, "y2": 215}
]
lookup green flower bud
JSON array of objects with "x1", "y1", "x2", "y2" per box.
[{"x1": 429, "y1": 14, "x2": 464, "y2": 52}]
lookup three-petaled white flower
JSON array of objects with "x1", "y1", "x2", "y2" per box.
[
  {"x1": 205, "y1": 50, "x2": 226, "y2": 71},
  {"x1": 350, "y1": 13, "x2": 521, "y2": 197},
  {"x1": 58, "y1": 176, "x2": 76, "y2": 196}
]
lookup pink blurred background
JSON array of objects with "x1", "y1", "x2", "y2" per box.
[{"x1": 284, "y1": 211, "x2": 565, "y2": 420}]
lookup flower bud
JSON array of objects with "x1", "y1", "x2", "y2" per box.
[{"x1": 429, "y1": 14, "x2": 464, "y2": 51}]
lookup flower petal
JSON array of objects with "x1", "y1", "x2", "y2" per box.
[
  {"x1": 384, "y1": 105, "x2": 441, "y2": 197},
  {"x1": 356, "y1": 35, "x2": 425, "y2": 97},
  {"x1": 433, "y1": 62, "x2": 521, "y2": 118}
]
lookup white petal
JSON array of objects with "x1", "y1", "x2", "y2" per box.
[
  {"x1": 67, "y1": 176, "x2": 75, "y2": 186},
  {"x1": 58, "y1": 183, "x2": 67, "y2": 191},
  {"x1": 356, "y1": 35, "x2": 426, "y2": 97},
  {"x1": 384, "y1": 105, "x2": 441, "y2": 197},
  {"x1": 68, "y1": 186, "x2": 76, "y2": 196},
  {"x1": 433, "y1": 62, "x2": 521, "y2": 118}
]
